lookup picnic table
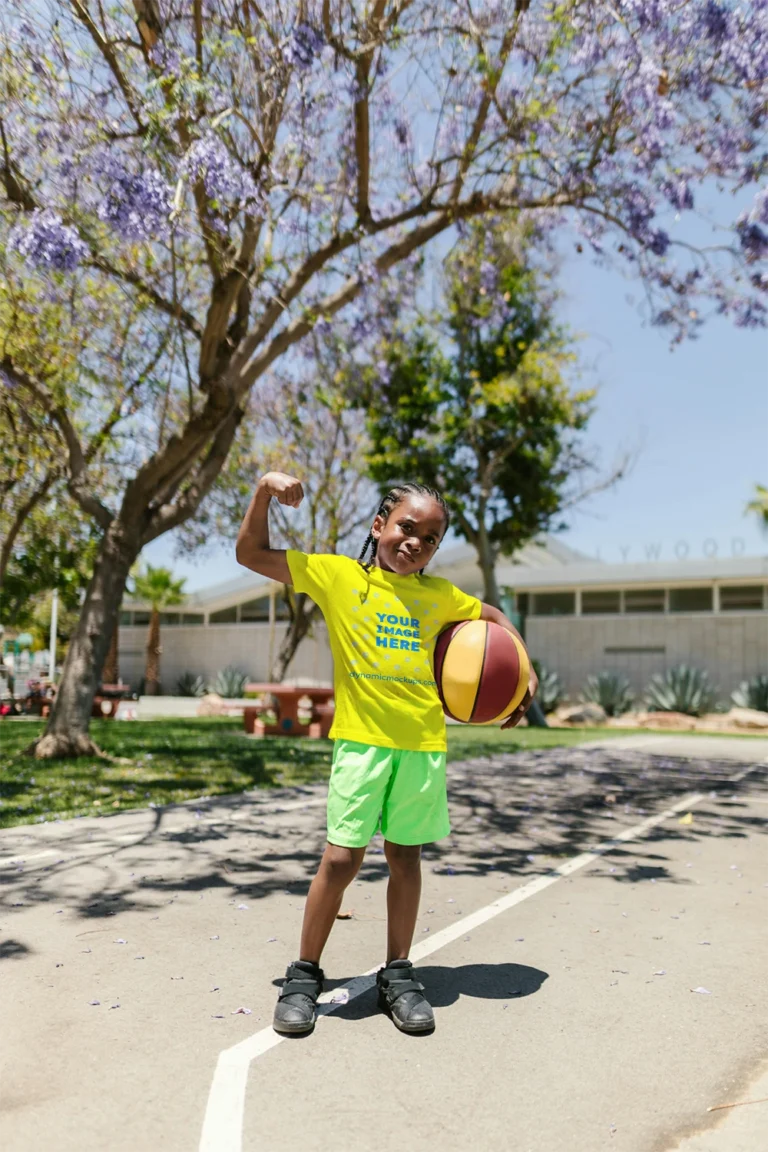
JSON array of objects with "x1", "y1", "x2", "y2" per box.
[{"x1": 243, "y1": 683, "x2": 335, "y2": 738}]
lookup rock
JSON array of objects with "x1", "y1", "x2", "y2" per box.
[
  {"x1": 726, "y1": 707, "x2": 768, "y2": 730},
  {"x1": 554, "y1": 702, "x2": 607, "y2": 725},
  {"x1": 196, "y1": 693, "x2": 227, "y2": 717},
  {"x1": 639, "y1": 711, "x2": 697, "y2": 730}
]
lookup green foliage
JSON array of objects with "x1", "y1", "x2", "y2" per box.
[
  {"x1": 745, "y1": 484, "x2": 768, "y2": 531},
  {"x1": 209, "y1": 666, "x2": 249, "y2": 698},
  {"x1": 358, "y1": 220, "x2": 595, "y2": 581},
  {"x1": 130, "y1": 564, "x2": 186, "y2": 609},
  {"x1": 582, "y1": 671, "x2": 634, "y2": 717},
  {"x1": 731, "y1": 675, "x2": 768, "y2": 713},
  {"x1": 645, "y1": 665, "x2": 716, "y2": 716},
  {"x1": 176, "y1": 672, "x2": 206, "y2": 697},
  {"x1": 0, "y1": 504, "x2": 97, "y2": 629},
  {"x1": 531, "y1": 661, "x2": 564, "y2": 712}
]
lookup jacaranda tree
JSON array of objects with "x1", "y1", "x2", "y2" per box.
[{"x1": 0, "y1": 1, "x2": 766, "y2": 755}]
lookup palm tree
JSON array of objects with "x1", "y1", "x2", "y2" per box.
[
  {"x1": 130, "y1": 564, "x2": 186, "y2": 695},
  {"x1": 746, "y1": 484, "x2": 768, "y2": 531}
]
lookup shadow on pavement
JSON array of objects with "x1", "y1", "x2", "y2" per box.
[
  {"x1": 325, "y1": 962, "x2": 549, "y2": 1024},
  {"x1": 1, "y1": 746, "x2": 765, "y2": 931}
]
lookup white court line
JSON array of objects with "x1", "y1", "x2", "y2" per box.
[{"x1": 201, "y1": 771, "x2": 768, "y2": 1152}]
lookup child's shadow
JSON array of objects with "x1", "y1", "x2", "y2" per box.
[{"x1": 329, "y1": 962, "x2": 548, "y2": 1023}]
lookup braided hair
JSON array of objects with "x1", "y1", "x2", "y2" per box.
[{"x1": 357, "y1": 482, "x2": 450, "y2": 573}]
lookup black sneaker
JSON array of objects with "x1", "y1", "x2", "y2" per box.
[
  {"x1": 376, "y1": 959, "x2": 435, "y2": 1033},
  {"x1": 273, "y1": 960, "x2": 324, "y2": 1035}
]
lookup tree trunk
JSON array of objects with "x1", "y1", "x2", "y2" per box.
[
  {"x1": 475, "y1": 518, "x2": 547, "y2": 726},
  {"x1": 271, "y1": 593, "x2": 320, "y2": 682},
  {"x1": 476, "y1": 523, "x2": 502, "y2": 608},
  {"x1": 144, "y1": 608, "x2": 161, "y2": 694},
  {"x1": 103, "y1": 621, "x2": 120, "y2": 684},
  {"x1": 26, "y1": 522, "x2": 139, "y2": 758}
]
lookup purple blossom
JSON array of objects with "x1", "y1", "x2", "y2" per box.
[
  {"x1": 184, "y1": 135, "x2": 261, "y2": 209},
  {"x1": 98, "y1": 163, "x2": 172, "y2": 240},
  {"x1": 647, "y1": 229, "x2": 670, "y2": 257},
  {"x1": 285, "y1": 23, "x2": 323, "y2": 71},
  {"x1": 750, "y1": 188, "x2": 768, "y2": 226},
  {"x1": 701, "y1": 1, "x2": 730, "y2": 45},
  {"x1": 734, "y1": 298, "x2": 767, "y2": 328},
  {"x1": 737, "y1": 220, "x2": 768, "y2": 263},
  {"x1": 10, "y1": 210, "x2": 88, "y2": 272},
  {"x1": 663, "y1": 179, "x2": 694, "y2": 212}
]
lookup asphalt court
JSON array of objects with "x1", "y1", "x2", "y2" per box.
[{"x1": 1, "y1": 735, "x2": 767, "y2": 1152}]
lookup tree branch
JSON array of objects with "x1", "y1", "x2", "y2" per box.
[
  {"x1": 69, "y1": 0, "x2": 147, "y2": 132},
  {"x1": 0, "y1": 357, "x2": 114, "y2": 529},
  {"x1": 0, "y1": 468, "x2": 58, "y2": 589},
  {"x1": 141, "y1": 403, "x2": 244, "y2": 543}
]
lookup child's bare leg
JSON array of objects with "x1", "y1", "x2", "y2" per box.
[
  {"x1": 383, "y1": 841, "x2": 422, "y2": 962},
  {"x1": 299, "y1": 842, "x2": 365, "y2": 964}
]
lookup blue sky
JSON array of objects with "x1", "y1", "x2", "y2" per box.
[{"x1": 146, "y1": 224, "x2": 768, "y2": 591}]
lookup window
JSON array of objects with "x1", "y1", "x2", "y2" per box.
[
  {"x1": 119, "y1": 611, "x2": 133, "y2": 626},
  {"x1": 132, "y1": 611, "x2": 150, "y2": 626},
  {"x1": 180, "y1": 613, "x2": 204, "y2": 625},
  {"x1": 209, "y1": 606, "x2": 238, "y2": 624},
  {"x1": 624, "y1": 589, "x2": 665, "y2": 613},
  {"x1": 159, "y1": 612, "x2": 179, "y2": 626},
  {"x1": 515, "y1": 593, "x2": 529, "y2": 615},
  {"x1": 240, "y1": 598, "x2": 270, "y2": 622},
  {"x1": 531, "y1": 592, "x2": 575, "y2": 616},
  {"x1": 669, "y1": 587, "x2": 713, "y2": 613},
  {"x1": 719, "y1": 585, "x2": 766, "y2": 611},
  {"x1": 582, "y1": 590, "x2": 621, "y2": 615}
]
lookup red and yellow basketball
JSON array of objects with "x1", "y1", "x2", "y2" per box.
[{"x1": 433, "y1": 619, "x2": 530, "y2": 725}]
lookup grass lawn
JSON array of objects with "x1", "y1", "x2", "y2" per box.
[{"x1": 0, "y1": 718, "x2": 622, "y2": 830}]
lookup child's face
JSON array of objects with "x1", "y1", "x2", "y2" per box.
[{"x1": 371, "y1": 494, "x2": 447, "y2": 575}]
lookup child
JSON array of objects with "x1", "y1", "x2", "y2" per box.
[{"x1": 236, "y1": 471, "x2": 537, "y2": 1035}]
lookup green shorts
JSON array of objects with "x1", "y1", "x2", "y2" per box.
[{"x1": 326, "y1": 740, "x2": 450, "y2": 849}]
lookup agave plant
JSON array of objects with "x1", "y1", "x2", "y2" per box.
[
  {"x1": 209, "y1": 666, "x2": 249, "y2": 698},
  {"x1": 731, "y1": 674, "x2": 768, "y2": 713},
  {"x1": 532, "y1": 663, "x2": 564, "y2": 713},
  {"x1": 582, "y1": 671, "x2": 634, "y2": 717},
  {"x1": 177, "y1": 672, "x2": 207, "y2": 698},
  {"x1": 645, "y1": 665, "x2": 715, "y2": 716}
]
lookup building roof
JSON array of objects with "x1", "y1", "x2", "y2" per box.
[{"x1": 124, "y1": 537, "x2": 768, "y2": 611}]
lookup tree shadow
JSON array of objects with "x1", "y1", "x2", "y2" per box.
[
  {"x1": 0, "y1": 938, "x2": 31, "y2": 959},
  {"x1": 1, "y1": 745, "x2": 765, "y2": 932}
]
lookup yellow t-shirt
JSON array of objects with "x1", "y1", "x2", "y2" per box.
[{"x1": 286, "y1": 551, "x2": 482, "y2": 752}]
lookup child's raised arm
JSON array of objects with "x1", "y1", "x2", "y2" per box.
[{"x1": 235, "y1": 472, "x2": 304, "y2": 584}]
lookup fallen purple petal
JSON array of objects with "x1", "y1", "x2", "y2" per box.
[
  {"x1": 691, "y1": 986, "x2": 712, "y2": 994},
  {"x1": 89, "y1": 1000, "x2": 100, "y2": 1006},
  {"x1": 232, "y1": 1006, "x2": 252, "y2": 1015}
]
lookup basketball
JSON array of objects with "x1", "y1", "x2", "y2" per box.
[{"x1": 433, "y1": 619, "x2": 530, "y2": 725}]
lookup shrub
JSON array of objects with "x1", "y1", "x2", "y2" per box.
[
  {"x1": 209, "y1": 666, "x2": 249, "y2": 698},
  {"x1": 645, "y1": 665, "x2": 715, "y2": 716},
  {"x1": 731, "y1": 674, "x2": 768, "y2": 713},
  {"x1": 582, "y1": 671, "x2": 634, "y2": 717},
  {"x1": 532, "y1": 661, "x2": 564, "y2": 713},
  {"x1": 177, "y1": 672, "x2": 206, "y2": 697}
]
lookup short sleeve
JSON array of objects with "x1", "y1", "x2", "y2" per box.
[
  {"x1": 285, "y1": 551, "x2": 338, "y2": 607},
  {"x1": 430, "y1": 576, "x2": 482, "y2": 626}
]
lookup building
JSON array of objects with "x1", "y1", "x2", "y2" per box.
[{"x1": 119, "y1": 539, "x2": 768, "y2": 700}]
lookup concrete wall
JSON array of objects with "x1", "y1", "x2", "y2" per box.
[
  {"x1": 118, "y1": 611, "x2": 767, "y2": 702},
  {"x1": 117, "y1": 621, "x2": 334, "y2": 691},
  {"x1": 526, "y1": 612, "x2": 768, "y2": 700}
]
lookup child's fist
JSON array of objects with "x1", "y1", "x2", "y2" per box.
[{"x1": 258, "y1": 472, "x2": 304, "y2": 508}]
